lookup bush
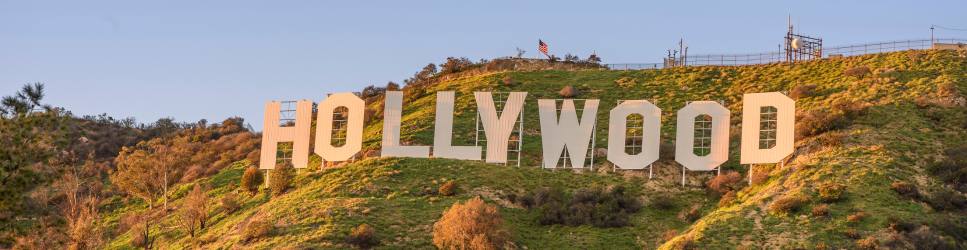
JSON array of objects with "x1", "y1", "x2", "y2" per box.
[
  {"x1": 796, "y1": 110, "x2": 846, "y2": 139},
  {"x1": 844, "y1": 229, "x2": 862, "y2": 239},
  {"x1": 750, "y1": 169, "x2": 770, "y2": 185},
  {"x1": 269, "y1": 164, "x2": 294, "y2": 196},
  {"x1": 789, "y1": 84, "x2": 817, "y2": 99},
  {"x1": 651, "y1": 194, "x2": 676, "y2": 210},
  {"x1": 241, "y1": 166, "x2": 263, "y2": 194},
  {"x1": 559, "y1": 85, "x2": 578, "y2": 98},
  {"x1": 243, "y1": 218, "x2": 273, "y2": 242},
  {"x1": 887, "y1": 219, "x2": 916, "y2": 233},
  {"x1": 661, "y1": 229, "x2": 679, "y2": 242},
  {"x1": 818, "y1": 182, "x2": 846, "y2": 202},
  {"x1": 432, "y1": 197, "x2": 511, "y2": 250},
  {"x1": 847, "y1": 211, "x2": 867, "y2": 223},
  {"x1": 890, "y1": 181, "x2": 919, "y2": 199},
  {"x1": 812, "y1": 204, "x2": 830, "y2": 217},
  {"x1": 844, "y1": 65, "x2": 871, "y2": 78},
  {"x1": 530, "y1": 186, "x2": 642, "y2": 228},
  {"x1": 346, "y1": 224, "x2": 378, "y2": 249},
  {"x1": 501, "y1": 76, "x2": 515, "y2": 86},
  {"x1": 706, "y1": 171, "x2": 744, "y2": 195},
  {"x1": 678, "y1": 204, "x2": 702, "y2": 222},
  {"x1": 768, "y1": 195, "x2": 806, "y2": 215},
  {"x1": 221, "y1": 193, "x2": 240, "y2": 214},
  {"x1": 718, "y1": 191, "x2": 736, "y2": 207},
  {"x1": 928, "y1": 145, "x2": 967, "y2": 193},
  {"x1": 856, "y1": 236, "x2": 878, "y2": 250},
  {"x1": 438, "y1": 181, "x2": 457, "y2": 197},
  {"x1": 926, "y1": 189, "x2": 967, "y2": 211}
]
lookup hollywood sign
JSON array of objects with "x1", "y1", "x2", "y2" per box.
[{"x1": 259, "y1": 91, "x2": 794, "y2": 172}]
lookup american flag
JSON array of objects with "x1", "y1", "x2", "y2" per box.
[{"x1": 538, "y1": 39, "x2": 549, "y2": 57}]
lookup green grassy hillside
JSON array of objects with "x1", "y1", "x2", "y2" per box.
[{"x1": 103, "y1": 49, "x2": 967, "y2": 249}]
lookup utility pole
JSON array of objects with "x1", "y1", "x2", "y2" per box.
[{"x1": 931, "y1": 25, "x2": 935, "y2": 45}]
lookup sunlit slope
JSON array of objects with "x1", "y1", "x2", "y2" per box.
[{"x1": 103, "y1": 49, "x2": 966, "y2": 249}]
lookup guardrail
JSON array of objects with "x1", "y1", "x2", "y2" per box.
[{"x1": 605, "y1": 38, "x2": 967, "y2": 70}]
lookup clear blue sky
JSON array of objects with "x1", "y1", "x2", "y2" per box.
[{"x1": 2, "y1": 0, "x2": 965, "y2": 130}]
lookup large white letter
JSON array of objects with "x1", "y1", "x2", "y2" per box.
[
  {"x1": 740, "y1": 92, "x2": 795, "y2": 164},
  {"x1": 474, "y1": 92, "x2": 527, "y2": 164},
  {"x1": 259, "y1": 100, "x2": 313, "y2": 169},
  {"x1": 315, "y1": 93, "x2": 365, "y2": 162},
  {"x1": 675, "y1": 101, "x2": 730, "y2": 171},
  {"x1": 538, "y1": 99, "x2": 599, "y2": 168},
  {"x1": 381, "y1": 91, "x2": 431, "y2": 158},
  {"x1": 433, "y1": 91, "x2": 482, "y2": 160},
  {"x1": 607, "y1": 100, "x2": 661, "y2": 170}
]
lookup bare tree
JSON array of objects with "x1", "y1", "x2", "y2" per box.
[{"x1": 179, "y1": 184, "x2": 209, "y2": 237}]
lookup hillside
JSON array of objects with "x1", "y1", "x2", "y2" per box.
[{"x1": 89, "y1": 49, "x2": 967, "y2": 249}]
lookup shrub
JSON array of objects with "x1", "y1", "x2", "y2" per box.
[
  {"x1": 706, "y1": 171, "x2": 743, "y2": 195},
  {"x1": 847, "y1": 211, "x2": 867, "y2": 223},
  {"x1": 887, "y1": 219, "x2": 916, "y2": 233},
  {"x1": 815, "y1": 242, "x2": 828, "y2": 250},
  {"x1": 438, "y1": 181, "x2": 457, "y2": 197},
  {"x1": 667, "y1": 235, "x2": 696, "y2": 250},
  {"x1": 890, "y1": 181, "x2": 919, "y2": 199},
  {"x1": 812, "y1": 204, "x2": 830, "y2": 217},
  {"x1": 844, "y1": 65, "x2": 871, "y2": 78},
  {"x1": 844, "y1": 229, "x2": 862, "y2": 239},
  {"x1": 651, "y1": 194, "x2": 676, "y2": 210},
  {"x1": 269, "y1": 164, "x2": 294, "y2": 196},
  {"x1": 768, "y1": 195, "x2": 806, "y2": 215},
  {"x1": 501, "y1": 76, "x2": 515, "y2": 86},
  {"x1": 926, "y1": 189, "x2": 967, "y2": 211},
  {"x1": 539, "y1": 186, "x2": 641, "y2": 227},
  {"x1": 796, "y1": 110, "x2": 846, "y2": 139},
  {"x1": 243, "y1": 218, "x2": 273, "y2": 242},
  {"x1": 789, "y1": 84, "x2": 817, "y2": 99},
  {"x1": 432, "y1": 197, "x2": 511, "y2": 250},
  {"x1": 221, "y1": 193, "x2": 240, "y2": 214},
  {"x1": 678, "y1": 204, "x2": 702, "y2": 222},
  {"x1": 750, "y1": 169, "x2": 770, "y2": 185},
  {"x1": 559, "y1": 85, "x2": 579, "y2": 98},
  {"x1": 346, "y1": 224, "x2": 378, "y2": 249},
  {"x1": 928, "y1": 145, "x2": 967, "y2": 193},
  {"x1": 718, "y1": 191, "x2": 737, "y2": 207},
  {"x1": 241, "y1": 166, "x2": 263, "y2": 194},
  {"x1": 661, "y1": 229, "x2": 679, "y2": 242},
  {"x1": 818, "y1": 182, "x2": 846, "y2": 202},
  {"x1": 856, "y1": 236, "x2": 878, "y2": 250}
]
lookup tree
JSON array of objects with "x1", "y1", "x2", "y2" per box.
[
  {"x1": 0, "y1": 82, "x2": 49, "y2": 117},
  {"x1": 440, "y1": 57, "x2": 473, "y2": 74},
  {"x1": 111, "y1": 138, "x2": 189, "y2": 210},
  {"x1": 564, "y1": 53, "x2": 579, "y2": 63},
  {"x1": 404, "y1": 63, "x2": 437, "y2": 86},
  {"x1": 385, "y1": 81, "x2": 400, "y2": 91},
  {"x1": 179, "y1": 184, "x2": 209, "y2": 237},
  {"x1": 587, "y1": 53, "x2": 602, "y2": 63},
  {"x1": 0, "y1": 83, "x2": 68, "y2": 216},
  {"x1": 58, "y1": 168, "x2": 104, "y2": 249}
]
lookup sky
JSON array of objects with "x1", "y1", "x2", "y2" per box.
[{"x1": 2, "y1": 0, "x2": 966, "y2": 130}]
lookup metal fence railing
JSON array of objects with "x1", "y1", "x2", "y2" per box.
[{"x1": 604, "y1": 38, "x2": 967, "y2": 70}]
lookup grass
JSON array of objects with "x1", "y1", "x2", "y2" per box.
[{"x1": 100, "y1": 49, "x2": 967, "y2": 249}]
